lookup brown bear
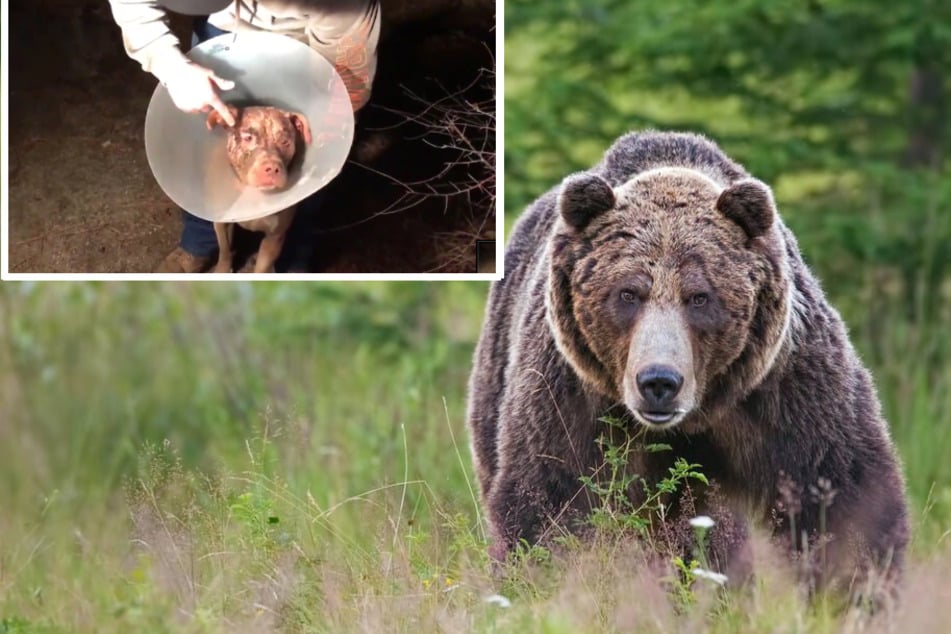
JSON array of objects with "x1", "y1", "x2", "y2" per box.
[{"x1": 467, "y1": 131, "x2": 909, "y2": 593}]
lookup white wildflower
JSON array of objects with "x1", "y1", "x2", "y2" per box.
[
  {"x1": 692, "y1": 568, "x2": 728, "y2": 586},
  {"x1": 484, "y1": 594, "x2": 512, "y2": 608},
  {"x1": 689, "y1": 515, "x2": 715, "y2": 529}
]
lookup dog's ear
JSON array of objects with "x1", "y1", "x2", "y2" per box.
[
  {"x1": 206, "y1": 104, "x2": 240, "y2": 130},
  {"x1": 285, "y1": 111, "x2": 312, "y2": 145}
]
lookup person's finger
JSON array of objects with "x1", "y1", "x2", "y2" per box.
[
  {"x1": 206, "y1": 70, "x2": 235, "y2": 91},
  {"x1": 208, "y1": 93, "x2": 236, "y2": 127}
]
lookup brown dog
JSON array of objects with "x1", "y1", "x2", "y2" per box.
[{"x1": 206, "y1": 105, "x2": 312, "y2": 273}]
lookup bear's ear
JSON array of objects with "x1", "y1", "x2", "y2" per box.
[
  {"x1": 716, "y1": 179, "x2": 776, "y2": 239},
  {"x1": 558, "y1": 173, "x2": 616, "y2": 229}
]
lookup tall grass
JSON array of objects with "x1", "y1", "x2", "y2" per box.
[{"x1": 1, "y1": 279, "x2": 950, "y2": 632}]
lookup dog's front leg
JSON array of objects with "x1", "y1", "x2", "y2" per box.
[
  {"x1": 253, "y1": 206, "x2": 297, "y2": 273},
  {"x1": 213, "y1": 222, "x2": 235, "y2": 273}
]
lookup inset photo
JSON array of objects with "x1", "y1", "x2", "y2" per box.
[{"x1": 3, "y1": 0, "x2": 496, "y2": 277}]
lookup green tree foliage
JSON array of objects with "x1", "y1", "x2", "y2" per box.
[{"x1": 506, "y1": 0, "x2": 950, "y2": 184}]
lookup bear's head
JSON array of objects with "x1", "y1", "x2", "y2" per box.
[{"x1": 547, "y1": 167, "x2": 792, "y2": 431}]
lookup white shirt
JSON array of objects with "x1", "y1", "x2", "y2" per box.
[{"x1": 108, "y1": 0, "x2": 380, "y2": 110}]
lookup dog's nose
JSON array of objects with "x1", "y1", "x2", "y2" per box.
[{"x1": 636, "y1": 365, "x2": 684, "y2": 408}]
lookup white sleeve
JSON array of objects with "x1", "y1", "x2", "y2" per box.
[{"x1": 107, "y1": 0, "x2": 192, "y2": 83}]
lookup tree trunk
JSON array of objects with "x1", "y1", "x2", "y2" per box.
[{"x1": 903, "y1": 66, "x2": 945, "y2": 169}]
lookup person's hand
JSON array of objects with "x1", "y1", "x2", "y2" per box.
[{"x1": 164, "y1": 61, "x2": 236, "y2": 126}]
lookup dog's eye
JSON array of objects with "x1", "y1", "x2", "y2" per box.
[
  {"x1": 690, "y1": 293, "x2": 709, "y2": 308},
  {"x1": 619, "y1": 289, "x2": 639, "y2": 304},
  {"x1": 240, "y1": 131, "x2": 254, "y2": 143}
]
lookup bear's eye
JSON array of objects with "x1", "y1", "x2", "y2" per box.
[
  {"x1": 619, "y1": 289, "x2": 639, "y2": 304},
  {"x1": 690, "y1": 293, "x2": 709, "y2": 308}
]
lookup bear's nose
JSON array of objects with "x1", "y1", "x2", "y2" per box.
[{"x1": 636, "y1": 365, "x2": 684, "y2": 408}]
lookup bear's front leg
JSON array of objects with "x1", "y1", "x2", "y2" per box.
[
  {"x1": 486, "y1": 459, "x2": 595, "y2": 560},
  {"x1": 485, "y1": 351, "x2": 604, "y2": 559},
  {"x1": 770, "y1": 454, "x2": 909, "y2": 598}
]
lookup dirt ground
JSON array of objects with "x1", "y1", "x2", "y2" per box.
[{"x1": 6, "y1": 0, "x2": 495, "y2": 274}]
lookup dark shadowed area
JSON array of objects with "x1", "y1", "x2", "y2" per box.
[{"x1": 7, "y1": 0, "x2": 495, "y2": 273}]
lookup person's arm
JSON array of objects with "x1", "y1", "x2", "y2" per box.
[
  {"x1": 107, "y1": 0, "x2": 192, "y2": 82},
  {"x1": 107, "y1": 0, "x2": 236, "y2": 125}
]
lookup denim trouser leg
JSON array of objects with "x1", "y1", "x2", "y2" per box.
[{"x1": 180, "y1": 17, "x2": 324, "y2": 270}]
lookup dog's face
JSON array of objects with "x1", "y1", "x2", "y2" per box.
[{"x1": 207, "y1": 105, "x2": 311, "y2": 190}]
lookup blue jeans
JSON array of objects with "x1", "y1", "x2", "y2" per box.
[{"x1": 181, "y1": 17, "x2": 324, "y2": 271}]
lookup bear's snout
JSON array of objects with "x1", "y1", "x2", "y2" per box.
[
  {"x1": 623, "y1": 307, "x2": 697, "y2": 429},
  {"x1": 636, "y1": 365, "x2": 684, "y2": 409}
]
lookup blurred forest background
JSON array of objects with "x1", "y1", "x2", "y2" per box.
[
  {"x1": 3, "y1": 0, "x2": 951, "y2": 630},
  {"x1": 506, "y1": 0, "x2": 951, "y2": 535}
]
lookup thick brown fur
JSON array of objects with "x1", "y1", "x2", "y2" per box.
[{"x1": 466, "y1": 131, "x2": 909, "y2": 595}]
